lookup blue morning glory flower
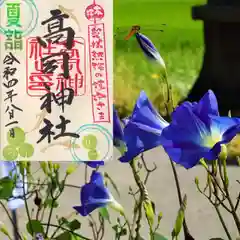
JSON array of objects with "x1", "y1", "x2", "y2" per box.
[
  {"x1": 136, "y1": 32, "x2": 166, "y2": 67},
  {"x1": 73, "y1": 171, "x2": 123, "y2": 216},
  {"x1": 118, "y1": 90, "x2": 169, "y2": 162},
  {"x1": 125, "y1": 26, "x2": 166, "y2": 67},
  {"x1": 160, "y1": 90, "x2": 240, "y2": 169}
]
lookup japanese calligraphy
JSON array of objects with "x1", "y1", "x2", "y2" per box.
[
  {"x1": 3, "y1": 52, "x2": 23, "y2": 135},
  {"x1": 88, "y1": 24, "x2": 110, "y2": 122},
  {"x1": 37, "y1": 115, "x2": 79, "y2": 144},
  {"x1": 40, "y1": 83, "x2": 74, "y2": 113},
  {"x1": 5, "y1": 2, "x2": 23, "y2": 51},
  {"x1": 36, "y1": 9, "x2": 76, "y2": 78},
  {"x1": 37, "y1": 83, "x2": 79, "y2": 144}
]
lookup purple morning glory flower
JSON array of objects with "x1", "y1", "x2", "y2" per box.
[
  {"x1": 160, "y1": 90, "x2": 240, "y2": 169},
  {"x1": 117, "y1": 90, "x2": 169, "y2": 162},
  {"x1": 73, "y1": 171, "x2": 123, "y2": 216}
]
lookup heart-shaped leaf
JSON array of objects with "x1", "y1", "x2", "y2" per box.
[
  {"x1": 26, "y1": 220, "x2": 44, "y2": 236},
  {"x1": 67, "y1": 219, "x2": 81, "y2": 231}
]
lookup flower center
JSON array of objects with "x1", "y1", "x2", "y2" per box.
[{"x1": 203, "y1": 129, "x2": 222, "y2": 148}]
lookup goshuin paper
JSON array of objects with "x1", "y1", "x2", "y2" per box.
[{"x1": 0, "y1": 0, "x2": 113, "y2": 162}]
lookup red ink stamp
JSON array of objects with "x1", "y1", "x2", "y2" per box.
[
  {"x1": 88, "y1": 23, "x2": 110, "y2": 123},
  {"x1": 26, "y1": 37, "x2": 86, "y2": 97}
]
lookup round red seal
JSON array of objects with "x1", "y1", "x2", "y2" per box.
[{"x1": 85, "y1": 4, "x2": 105, "y2": 22}]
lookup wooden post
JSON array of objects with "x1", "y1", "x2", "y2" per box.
[{"x1": 185, "y1": 0, "x2": 240, "y2": 116}]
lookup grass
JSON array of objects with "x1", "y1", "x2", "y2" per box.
[{"x1": 114, "y1": 0, "x2": 207, "y2": 117}]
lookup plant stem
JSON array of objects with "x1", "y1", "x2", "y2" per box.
[
  {"x1": 130, "y1": 160, "x2": 143, "y2": 239},
  {"x1": 135, "y1": 200, "x2": 143, "y2": 239},
  {"x1": 45, "y1": 177, "x2": 58, "y2": 237},
  {"x1": 11, "y1": 210, "x2": 19, "y2": 240},
  {"x1": 214, "y1": 205, "x2": 232, "y2": 240},
  {"x1": 84, "y1": 164, "x2": 88, "y2": 183},
  {"x1": 169, "y1": 159, "x2": 194, "y2": 240},
  {"x1": 22, "y1": 171, "x2": 33, "y2": 236},
  {"x1": 0, "y1": 202, "x2": 23, "y2": 240},
  {"x1": 218, "y1": 157, "x2": 240, "y2": 234},
  {"x1": 41, "y1": 223, "x2": 91, "y2": 240},
  {"x1": 122, "y1": 213, "x2": 134, "y2": 240}
]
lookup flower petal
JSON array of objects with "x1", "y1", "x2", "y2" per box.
[
  {"x1": 73, "y1": 201, "x2": 106, "y2": 216},
  {"x1": 113, "y1": 105, "x2": 124, "y2": 147},
  {"x1": 90, "y1": 171, "x2": 105, "y2": 186},
  {"x1": 164, "y1": 146, "x2": 206, "y2": 169},
  {"x1": 86, "y1": 161, "x2": 104, "y2": 169},
  {"x1": 131, "y1": 91, "x2": 168, "y2": 132},
  {"x1": 162, "y1": 104, "x2": 210, "y2": 148},
  {"x1": 120, "y1": 123, "x2": 162, "y2": 162},
  {"x1": 136, "y1": 33, "x2": 165, "y2": 67},
  {"x1": 194, "y1": 90, "x2": 219, "y2": 117}
]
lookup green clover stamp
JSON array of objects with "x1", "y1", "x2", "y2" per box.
[
  {"x1": 88, "y1": 149, "x2": 99, "y2": 160},
  {"x1": 82, "y1": 134, "x2": 98, "y2": 150},
  {"x1": 2, "y1": 127, "x2": 35, "y2": 161},
  {"x1": 82, "y1": 134, "x2": 100, "y2": 160}
]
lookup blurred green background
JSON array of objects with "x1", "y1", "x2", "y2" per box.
[{"x1": 114, "y1": 0, "x2": 207, "y2": 117}]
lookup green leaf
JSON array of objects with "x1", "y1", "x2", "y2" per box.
[
  {"x1": 153, "y1": 232, "x2": 168, "y2": 240},
  {"x1": 0, "y1": 177, "x2": 14, "y2": 199},
  {"x1": 67, "y1": 219, "x2": 81, "y2": 231},
  {"x1": 112, "y1": 225, "x2": 118, "y2": 232},
  {"x1": 151, "y1": 201, "x2": 156, "y2": 215},
  {"x1": 58, "y1": 217, "x2": 69, "y2": 226},
  {"x1": 143, "y1": 200, "x2": 154, "y2": 227},
  {"x1": 172, "y1": 195, "x2": 187, "y2": 238},
  {"x1": 44, "y1": 199, "x2": 59, "y2": 208},
  {"x1": 104, "y1": 172, "x2": 120, "y2": 197},
  {"x1": 56, "y1": 231, "x2": 72, "y2": 240},
  {"x1": 26, "y1": 220, "x2": 44, "y2": 236},
  {"x1": 56, "y1": 231, "x2": 87, "y2": 240},
  {"x1": 99, "y1": 207, "x2": 110, "y2": 223},
  {"x1": 119, "y1": 228, "x2": 127, "y2": 236}
]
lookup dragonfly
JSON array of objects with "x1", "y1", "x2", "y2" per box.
[
  {"x1": 114, "y1": 24, "x2": 167, "y2": 66},
  {"x1": 114, "y1": 24, "x2": 166, "y2": 39}
]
